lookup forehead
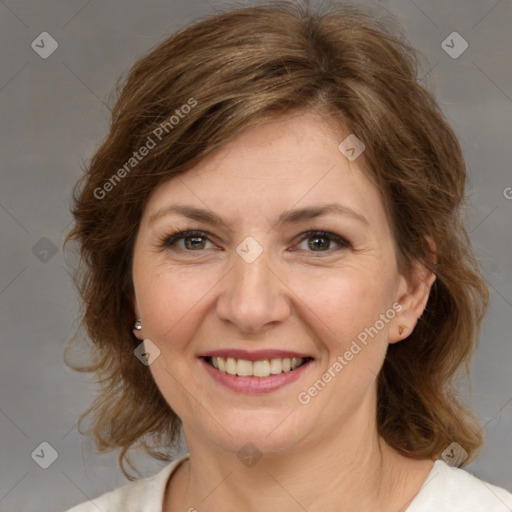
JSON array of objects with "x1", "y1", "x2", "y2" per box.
[{"x1": 141, "y1": 112, "x2": 385, "y2": 230}]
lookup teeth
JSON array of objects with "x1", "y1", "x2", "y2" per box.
[
  {"x1": 270, "y1": 358, "x2": 282, "y2": 374},
  {"x1": 225, "y1": 357, "x2": 237, "y2": 376},
  {"x1": 209, "y1": 356, "x2": 305, "y2": 377},
  {"x1": 236, "y1": 359, "x2": 253, "y2": 377},
  {"x1": 253, "y1": 360, "x2": 271, "y2": 377}
]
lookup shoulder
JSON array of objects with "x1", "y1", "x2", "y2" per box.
[
  {"x1": 408, "y1": 460, "x2": 512, "y2": 512},
  {"x1": 64, "y1": 455, "x2": 189, "y2": 512}
]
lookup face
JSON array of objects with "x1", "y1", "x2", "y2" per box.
[{"x1": 132, "y1": 111, "x2": 420, "y2": 456}]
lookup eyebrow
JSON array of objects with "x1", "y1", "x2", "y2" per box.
[{"x1": 148, "y1": 203, "x2": 369, "y2": 228}]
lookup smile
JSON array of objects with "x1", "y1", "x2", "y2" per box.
[
  {"x1": 205, "y1": 356, "x2": 310, "y2": 377},
  {"x1": 199, "y1": 350, "x2": 315, "y2": 393}
]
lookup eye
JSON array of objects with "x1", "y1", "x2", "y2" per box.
[
  {"x1": 294, "y1": 231, "x2": 350, "y2": 253},
  {"x1": 161, "y1": 229, "x2": 350, "y2": 254},
  {"x1": 162, "y1": 230, "x2": 215, "y2": 251}
]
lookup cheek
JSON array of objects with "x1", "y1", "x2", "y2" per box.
[
  {"x1": 135, "y1": 266, "x2": 220, "y2": 346},
  {"x1": 297, "y1": 265, "x2": 396, "y2": 342}
]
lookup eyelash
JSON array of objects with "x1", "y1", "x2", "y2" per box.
[{"x1": 161, "y1": 229, "x2": 350, "y2": 254}]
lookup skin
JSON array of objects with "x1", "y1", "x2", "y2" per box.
[{"x1": 132, "y1": 111, "x2": 436, "y2": 511}]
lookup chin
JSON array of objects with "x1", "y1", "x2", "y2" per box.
[{"x1": 200, "y1": 408, "x2": 311, "y2": 456}]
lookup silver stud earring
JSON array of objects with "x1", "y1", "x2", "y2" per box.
[{"x1": 133, "y1": 319, "x2": 142, "y2": 333}]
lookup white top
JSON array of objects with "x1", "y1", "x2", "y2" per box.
[{"x1": 65, "y1": 455, "x2": 512, "y2": 511}]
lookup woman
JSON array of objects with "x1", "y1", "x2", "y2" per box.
[{"x1": 64, "y1": 1, "x2": 512, "y2": 511}]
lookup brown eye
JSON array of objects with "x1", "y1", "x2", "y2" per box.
[
  {"x1": 184, "y1": 236, "x2": 207, "y2": 250},
  {"x1": 294, "y1": 231, "x2": 350, "y2": 253},
  {"x1": 307, "y1": 235, "x2": 331, "y2": 251},
  {"x1": 163, "y1": 230, "x2": 214, "y2": 251}
]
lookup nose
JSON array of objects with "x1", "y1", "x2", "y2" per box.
[{"x1": 215, "y1": 246, "x2": 291, "y2": 334}]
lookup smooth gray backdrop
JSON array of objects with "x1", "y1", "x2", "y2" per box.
[{"x1": 0, "y1": 1, "x2": 511, "y2": 511}]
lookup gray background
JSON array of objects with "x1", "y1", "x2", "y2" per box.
[{"x1": 0, "y1": 0, "x2": 511, "y2": 510}]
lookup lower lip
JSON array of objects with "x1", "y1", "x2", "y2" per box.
[{"x1": 200, "y1": 358, "x2": 313, "y2": 394}]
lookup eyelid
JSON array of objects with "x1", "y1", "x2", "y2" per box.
[
  {"x1": 292, "y1": 230, "x2": 351, "y2": 252},
  {"x1": 161, "y1": 229, "x2": 350, "y2": 253},
  {"x1": 162, "y1": 229, "x2": 215, "y2": 249}
]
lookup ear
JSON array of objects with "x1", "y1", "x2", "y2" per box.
[{"x1": 389, "y1": 237, "x2": 437, "y2": 344}]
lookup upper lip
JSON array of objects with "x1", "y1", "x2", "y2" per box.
[{"x1": 201, "y1": 349, "x2": 313, "y2": 362}]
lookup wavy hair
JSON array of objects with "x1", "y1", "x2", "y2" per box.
[{"x1": 65, "y1": 0, "x2": 488, "y2": 478}]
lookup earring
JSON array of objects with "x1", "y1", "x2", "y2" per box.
[
  {"x1": 398, "y1": 325, "x2": 406, "y2": 336},
  {"x1": 133, "y1": 319, "x2": 142, "y2": 333}
]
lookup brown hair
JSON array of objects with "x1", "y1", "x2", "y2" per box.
[{"x1": 65, "y1": 0, "x2": 488, "y2": 477}]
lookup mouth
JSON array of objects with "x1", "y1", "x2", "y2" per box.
[
  {"x1": 201, "y1": 355, "x2": 314, "y2": 378},
  {"x1": 199, "y1": 349, "x2": 315, "y2": 393}
]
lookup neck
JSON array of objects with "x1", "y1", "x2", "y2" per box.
[{"x1": 167, "y1": 412, "x2": 433, "y2": 512}]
